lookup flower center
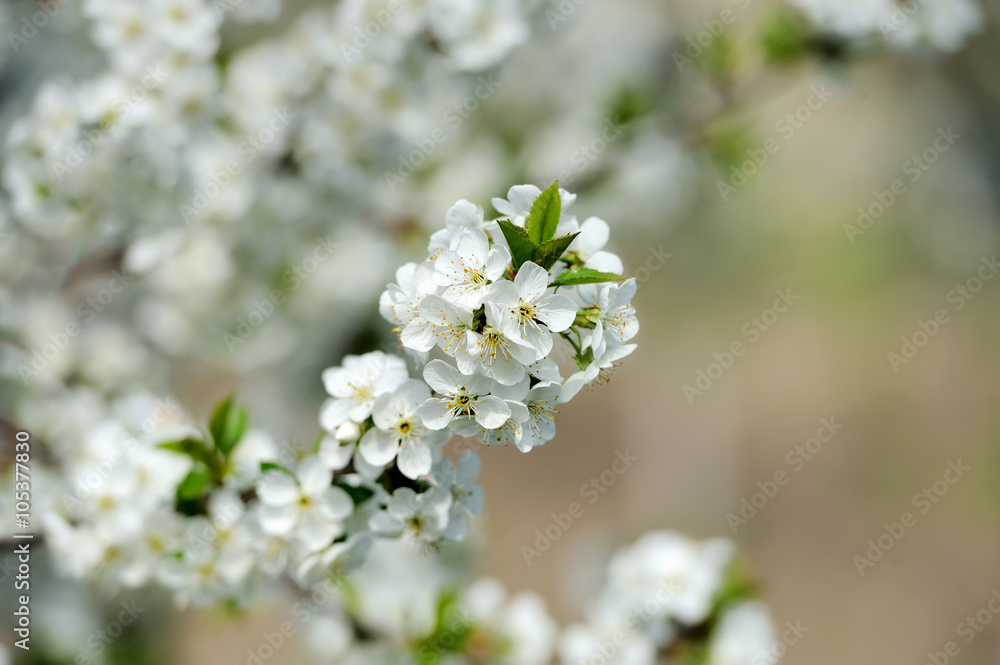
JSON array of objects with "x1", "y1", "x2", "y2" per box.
[
  {"x1": 465, "y1": 267, "x2": 488, "y2": 288},
  {"x1": 450, "y1": 391, "x2": 474, "y2": 417},
  {"x1": 480, "y1": 328, "x2": 511, "y2": 365},
  {"x1": 407, "y1": 514, "x2": 426, "y2": 532},
  {"x1": 125, "y1": 18, "x2": 146, "y2": 38},
  {"x1": 605, "y1": 305, "x2": 636, "y2": 340},
  {"x1": 351, "y1": 382, "x2": 374, "y2": 403}
]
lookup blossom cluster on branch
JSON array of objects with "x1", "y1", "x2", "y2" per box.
[
  {"x1": 24, "y1": 184, "x2": 781, "y2": 665},
  {"x1": 39, "y1": 183, "x2": 638, "y2": 608}
]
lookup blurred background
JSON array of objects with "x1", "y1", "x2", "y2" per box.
[{"x1": 1, "y1": 0, "x2": 999, "y2": 663}]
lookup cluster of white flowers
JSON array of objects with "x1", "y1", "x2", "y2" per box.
[
  {"x1": 278, "y1": 538, "x2": 558, "y2": 664},
  {"x1": 289, "y1": 532, "x2": 776, "y2": 665},
  {"x1": 309, "y1": 183, "x2": 638, "y2": 546},
  {"x1": 4, "y1": 0, "x2": 532, "y2": 232},
  {"x1": 560, "y1": 531, "x2": 777, "y2": 665},
  {"x1": 26, "y1": 384, "x2": 482, "y2": 606},
  {"x1": 30, "y1": 183, "x2": 636, "y2": 608},
  {"x1": 787, "y1": 0, "x2": 982, "y2": 52},
  {"x1": 1, "y1": 0, "x2": 988, "y2": 660},
  {"x1": 0, "y1": 0, "x2": 536, "y2": 391},
  {"x1": 376, "y1": 182, "x2": 638, "y2": 441}
]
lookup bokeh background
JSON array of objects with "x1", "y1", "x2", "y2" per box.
[{"x1": 2, "y1": 0, "x2": 999, "y2": 663}]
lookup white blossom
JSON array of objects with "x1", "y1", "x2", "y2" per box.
[
  {"x1": 358, "y1": 379, "x2": 450, "y2": 479},
  {"x1": 320, "y1": 351, "x2": 409, "y2": 430},
  {"x1": 256, "y1": 457, "x2": 355, "y2": 552},
  {"x1": 417, "y1": 359, "x2": 512, "y2": 431},
  {"x1": 433, "y1": 228, "x2": 511, "y2": 309},
  {"x1": 489, "y1": 261, "x2": 577, "y2": 357}
]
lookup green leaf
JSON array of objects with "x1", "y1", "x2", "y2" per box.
[
  {"x1": 706, "y1": 121, "x2": 753, "y2": 174},
  {"x1": 412, "y1": 588, "x2": 475, "y2": 664},
  {"x1": 209, "y1": 395, "x2": 248, "y2": 456},
  {"x1": 496, "y1": 219, "x2": 535, "y2": 270},
  {"x1": 531, "y1": 232, "x2": 579, "y2": 271},
  {"x1": 761, "y1": 7, "x2": 811, "y2": 64},
  {"x1": 176, "y1": 463, "x2": 213, "y2": 502},
  {"x1": 335, "y1": 482, "x2": 375, "y2": 505},
  {"x1": 524, "y1": 180, "x2": 561, "y2": 244},
  {"x1": 260, "y1": 461, "x2": 293, "y2": 475},
  {"x1": 159, "y1": 438, "x2": 218, "y2": 472},
  {"x1": 710, "y1": 561, "x2": 757, "y2": 618},
  {"x1": 700, "y1": 32, "x2": 735, "y2": 79},
  {"x1": 551, "y1": 266, "x2": 625, "y2": 287}
]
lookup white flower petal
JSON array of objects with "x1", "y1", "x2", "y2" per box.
[
  {"x1": 319, "y1": 398, "x2": 352, "y2": 431},
  {"x1": 535, "y1": 294, "x2": 577, "y2": 333},
  {"x1": 575, "y1": 217, "x2": 610, "y2": 255},
  {"x1": 484, "y1": 245, "x2": 512, "y2": 282},
  {"x1": 358, "y1": 428, "x2": 399, "y2": 466},
  {"x1": 423, "y1": 359, "x2": 463, "y2": 395},
  {"x1": 418, "y1": 398, "x2": 454, "y2": 430},
  {"x1": 474, "y1": 395, "x2": 511, "y2": 428},
  {"x1": 456, "y1": 228, "x2": 489, "y2": 266},
  {"x1": 258, "y1": 504, "x2": 298, "y2": 535},
  {"x1": 257, "y1": 471, "x2": 298, "y2": 506},
  {"x1": 320, "y1": 485, "x2": 354, "y2": 521},
  {"x1": 318, "y1": 435, "x2": 354, "y2": 470},
  {"x1": 397, "y1": 440, "x2": 432, "y2": 479},
  {"x1": 514, "y1": 261, "x2": 549, "y2": 303},
  {"x1": 297, "y1": 456, "x2": 332, "y2": 496},
  {"x1": 585, "y1": 251, "x2": 624, "y2": 275}
]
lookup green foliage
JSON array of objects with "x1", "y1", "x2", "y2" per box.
[
  {"x1": 524, "y1": 180, "x2": 561, "y2": 243},
  {"x1": 159, "y1": 437, "x2": 218, "y2": 473},
  {"x1": 532, "y1": 232, "x2": 580, "y2": 271},
  {"x1": 761, "y1": 8, "x2": 811, "y2": 64},
  {"x1": 497, "y1": 219, "x2": 536, "y2": 270},
  {"x1": 498, "y1": 216, "x2": 580, "y2": 272},
  {"x1": 411, "y1": 590, "x2": 475, "y2": 665},
  {"x1": 705, "y1": 120, "x2": 753, "y2": 174},
  {"x1": 676, "y1": 640, "x2": 711, "y2": 665},
  {"x1": 551, "y1": 266, "x2": 624, "y2": 287},
  {"x1": 160, "y1": 395, "x2": 250, "y2": 514},
  {"x1": 711, "y1": 561, "x2": 757, "y2": 616},
  {"x1": 209, "y1": 395, "x2": 248, "y2": 455},
  {"x1": 607, "y1": 85, "x2": 648, "y2": 128},
  {"x1": 260, "y1": 461, "x2": 293, "y2": 475},
  {"x1": 175, "y1": 464, "x2": 214, "y2": 515},
  {"x1": 700, "y1": 32, "x2": 736, "y2": 80}
]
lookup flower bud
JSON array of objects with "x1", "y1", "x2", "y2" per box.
[{"x1": 336, "y1": 421, "x2": 360, "y2": 443}]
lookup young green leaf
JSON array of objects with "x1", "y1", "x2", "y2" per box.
[
  {"x1": 260, "y1": 461, "x2": 293, "y2": 475},
  {"x1": 209, "y1": 395, "x2": 248, "y2": 456},
  {"x1": 176, "y1": 463, "x2": 213, "y2": 502},
  {"x1": 551, "y1": 266, "x2": 625, "y2": 287},
  {"x1": 531, "y1": 232, "x2": 579, "y2": 271},
  {"x1": 496, "y1": 219, "x2": 535, "y2": 270},
  {"x1": 524, "y1": 180, "x2": 561, "y2": 244},
  {"x1": 159, "y1": 438, "x2": 219, "y2": 472}
]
